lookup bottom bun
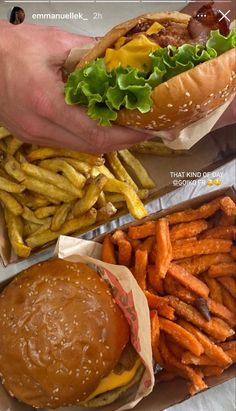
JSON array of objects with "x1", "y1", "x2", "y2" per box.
[{"x1": 83, "y1": 365, "x2": 144, "y2": 408}]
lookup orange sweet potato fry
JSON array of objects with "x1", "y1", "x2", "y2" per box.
[
  {"x1": 170, "y1": 219, "x2": 208, "y2": 241},
  {"x1": 182, "y1": 352, "x2": 215, "y2": 366},
  {"x1": 167, "y1": 197, "x2": 221, "y2": 225},
  {"x1": 178, "y1": 253, "x2": 233, "y2": 276},
  {"x1": 145, "y1": 290, "x2": 169, "y2": 309},
  {"x1": 159, "y1": 317, "x2": 204, "y2": 356},
  {"x1": 155, "y1": 218, "x2": 172, "y2": 279},
  {"x1": 208, "y1": 262, "x2": 236, "y2": 278},
  {"x1": 138, "y1": 236, "x2": 155, "y2": 252},
  {"x1": 166, "y1": 336, "x2": 185, "y2": 360},
  {"x1": 200, "y1": 366, "x2": 224, "y2": 377},
  {"x1": 221, "y1": 287, "x2": 236, "y2": 314},
  {"x1": 207, "y1": 298, "x2": 236, "y2": 327},
  {"x1": 231, "y1": 246, "x2": 236, "y2": 261},
  {"x1": 128, "y1": 238, "x2": 141, "y2": 250},
  {"x1": 178, "y1": 320, "x2": 233, "y2": 367},
  {"x1": 150, "y1": 310, "x2": 162, "y2": 365},
  {"x1": 168, "y1": 296, "x2": 235, "y2": 341},
  {"x1": 111, "y1": 229, "x2": 126, "y2": 244},
  {"x1": 202, "y1": 274, "x2": 223, "y2": 304},
  {"x1": 201, "y1": 226, "x2": 236, "y2": 240},
  {"x1": 172, "y1": 239, "x2": 232, "y2": 260},
  {"x1": 167, "y1": 263, "x2": 209, "y2": 299},
  {"x1": 218, "y1": 277, "x2": 236, "y2": 298},
  {"x1": 117, "y1": 239, "x2": 132, "y2": 267},
  {"x1": 218, "y1": 213, "x2": 235, "y2": 227},
  {"x1": 128, "y1": 221, "x2": 156, "y2": 239},
  {"x1": 164, "y1": 276, "x2": 195, "y2": 304},
  {"x1": 102, "y1": 234, "x2": 117, "y2": 264},
  {"x1": 134, "y1": 249, "x2": 148, "y2": 290},
  {"x1": 225, "y1": 348, "x2": 236, "y2": 363},
  {"x1": 172, "y1": 237, "x2": 197, "y2": 247},
  {"x1": 220, "y1": 196, "x2": 236, "y2": 217},
  {"x1": 148, "y1": 265, "x2": 164, "y2": 294},
  {"x1": 220, "y1": 341, "x2": 236, "y2": 351},
  {"x1": 157, "y1": 304, "x2": 176, "y2": 321},
  {"x1": 159, "y1": 334, "x2": 207, "y2": 395}
]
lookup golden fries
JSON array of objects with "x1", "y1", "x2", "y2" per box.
[
  {"x1": 6, "y1": 137, "x2": 24, "y2": 155},
  {"x1": 4, "y1": 156, "x2": 26, "y2": 182},
  {"x1": 0, "y1": 127, "x2": 11, "y2": 139},
  {"x1": 73, "y1": 174, "x2": 107, "y2": 217},
  {"x1": 0, "y1": 128, "x2": 154, "y2": 258},
  {"x1": 50, "y1": 203, "x2": 71, "y2": 232},
  {"x1": 0, "y1": 190, "x2": 23, "y2": 216},
  {"x1": 26, "y1": 208, "x2": 97, "y2": 248},
  {"x1": 104, "y1": 178, "x2": 148, "y2": 220},
  {"x1": 106, "y1": 151, "x2": 138, "y2": 191},
  {"x1": 39, "y1": 158, "x2": 86, "y2": 189},
  {"x1": 130, "y1": 141, "x2": 184, "y2": 156},
  {"x1": 27, "y1": 147, "x2": 103, "y2": 165},
  {"x1": 23, "y1": 177, "x2": 75, "y2": 203},
  {"x1": 4, "y1": 208, "x2": 31, "y2": 258},
  {"x1": 0, "y1": 176, "x2": 25, "y2": 193},
  {"x1": 118, "y1": 149, "x2": 155, "y2": 189},
  {"x1": 21, "y1": 163, "x2": 83, "y2": 198}
]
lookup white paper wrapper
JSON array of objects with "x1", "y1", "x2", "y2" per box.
[{"x1": 54, "y1": 235, "x2": 154, "y2": 411}]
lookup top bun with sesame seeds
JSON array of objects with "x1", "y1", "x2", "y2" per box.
[
  {"x1": 65, "y1": 7, "x2": 236, "y2": 131},
  {"x1": 0, "y1": 259, "x2": 142, "y2": 409}
]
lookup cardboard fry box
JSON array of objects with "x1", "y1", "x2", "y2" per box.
[{"x1": 0, "y1": 184, "x2": 235, "y2": 411}]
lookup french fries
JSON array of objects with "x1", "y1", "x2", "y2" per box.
[
  {"x1": 26, "y1": 208, "x2": 97, "y2": 248},
  {"x1": 4, "y1": 208, "x2": 31, "y2": 258},
  {"x1": 130, "y1": 141, "x2": 184, "y2": 157},
  {"x1": 104, "y1": 179, "x2": 148, "y2": 220},
  {"x1": 0, "y1": 176, "x2": 25, "y2": 193},
  {"x1": 27, "y1": 147, "x2": 103, "y2": 165},
  {"x1": 0, "y1": 129, "x2": 153, "y2": 258},
  {"x1": 101, "y1": 194, "x2": 236, "y2": 396},
  {"x1": 0, "y1": 127, "x2": 11, "y2": 139},
  {"x1": 118, "y1": 149, "x2": 155, "y2": 189}
]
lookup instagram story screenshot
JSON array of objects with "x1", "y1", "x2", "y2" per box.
[{"x1": 0, "y1": 1, "x2": 235, "y2": 411}]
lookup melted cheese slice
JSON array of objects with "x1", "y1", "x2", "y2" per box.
[
  {"x1": 82, "y1": 358, "x2": 141, "y2": 403},
  {"x1": 105, "y1": 22, "x2": 164, "y2": 72}
]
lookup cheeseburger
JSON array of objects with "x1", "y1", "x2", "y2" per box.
[
  {"x1": 0, "y1": 259, "x2": 143, "y2": 409},
  {"x1": 65, "y1": 4, "x2": 236, "y2": 130}
]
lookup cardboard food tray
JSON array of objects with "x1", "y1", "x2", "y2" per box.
[
  {"x1": 0, "y1": 181, "x2": 235, "y2": 411},
  {"x1": 0, "y1": 127, "x2": 235, "y2": 273}
]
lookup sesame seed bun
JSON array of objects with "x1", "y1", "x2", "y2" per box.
[
  {"x1": 0, "y1": 259, "x2": 131, "y2": 409},
  {"x1": 77, "y1": 12, "x2": 236, "y2": 131}
]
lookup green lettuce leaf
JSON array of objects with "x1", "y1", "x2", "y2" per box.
[
  {"x1": 207, "y1": 28, "x2": 236, "y2": 55},
  {"x1": 65, "y1": 29, "x2": 236, "y2": 126}
]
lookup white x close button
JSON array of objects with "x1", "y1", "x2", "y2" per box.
[{"x1": 219, "y1": 9, "x2": 231, "y2": 22}]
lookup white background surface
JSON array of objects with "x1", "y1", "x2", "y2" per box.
[{"x1": 0, "y1": 1, "x2": 235, "y2": 410}]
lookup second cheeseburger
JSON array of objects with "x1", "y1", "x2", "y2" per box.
[{"x1": 0, "y1": 259, "x2": 143, "y2": 409}]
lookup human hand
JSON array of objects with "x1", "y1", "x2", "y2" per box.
[{"x1": 0, "y1": 21, "x2": 148, "y2": 153}]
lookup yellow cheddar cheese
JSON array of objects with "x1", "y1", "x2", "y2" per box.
[
  {"x1": 82, "y1": 358, "x2": 141, "y2": 402},
  {"x1": 105, "y1": 35, "x2": 160, "y2": 71},
  {"x1": 146, "y1": 22, "x2": 164, "y2": 35},
  {"x1": 105, "y1": 22, "x2": 164, "y2": 71}
]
